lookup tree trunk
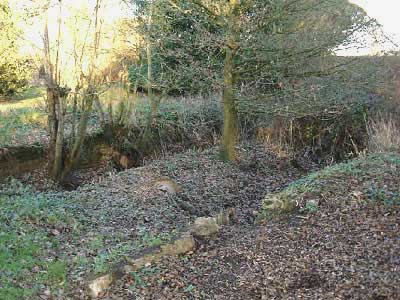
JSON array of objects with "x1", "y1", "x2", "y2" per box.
[
  {"x1": 51, "y1": 92, "x2": 65, "y2": 179},
  {"x1": 146, "y1": 0, "x2": 158, "y2": 128},
  {"x1": 47, "y1": 87, "x2": 58, "y2": 174},
  {"x1": 61, "y1": 0, "x2": 101, "y2": 180},
  {"x1": 71, "y1": 86, "x2": 79, "y2": 141},
  {"x1": 220, "y1": 0, "x2": 239, "y2": 162},
  {"x1": 124, "y1": 80, "x2": 138, "y2": 124},
  {"x1": 108, "y1": 99, "x2": 114, "y2": 127},
  {"x1": 220, "y1": 44, "x2": 238, "y2": 161},
  {"x1": 60, "y1": 89, "x2": 94, "y2": 180},
  {"x1": 94, "y1": 97, "x2": 106, "y2": 127}
]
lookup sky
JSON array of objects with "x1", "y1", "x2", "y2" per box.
[
  {"x1": 13, "y1": 0, "x2": 131, "y2": 54},
  {"x1": 344, "y1": 0, "x2": 400, "y2": 55},
  {"x1": 351, "y1": 0, "x2": 399, "y2": 37}
]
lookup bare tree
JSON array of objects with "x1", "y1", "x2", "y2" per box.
[{"x1": 42, "y1": 0, "x2": 104, "y2": 181}]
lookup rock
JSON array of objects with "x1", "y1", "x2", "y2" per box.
[
  {"x1": 153, "y1": 178, "x2": 182, "y2": 194},
  {"x1": 112, "y1": 149, "x2": 138, "y2": 170},
  {"x1": 50, "y1": 229, "x2": 60, "y2": 236},
  {"x1": 132, "y1": 234, "x2": 195, "y2": 267},
  {"x1": 160, "y1": 233, "x2": 196, "y2": 256},
  {"x1": 127, "y1": 234, "x2": 196, "y2": 272},
  {"x1": 88, "y1": 274, "x2": 114, "y2": 298},
  {"x1": 351, "y1": 190, "x2": 364, "y2": 200},
  {"x1": 130, "y1": 252, "x2": 163, "y2": 270},
  {"x1": 191, "y1": 217, "x2": 220, "y2": 239},
  {"x1": 306, "y1": 199, "x2": 319, "y2": 206},
  {"x1": 190, "y1": 210, "x2": 235, "y2": 239},
  {"x1": 263, "y1": 194, "x2": 296, "y2": 213},
  {"x1": 119, "y1": 154, "x2": 131, "y2": 169},
  {"x1": 87, "y1": 210, "x2": 233, "y2": 297}
]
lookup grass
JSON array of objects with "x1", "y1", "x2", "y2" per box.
[
  {"x1": 0, "y1": 180, "x2": 77, "y2": 299},
  {"x1": 0, "y1": 86, "x2": 46, "y2": 112},
  {"x1": 0, "y1": 87, "x2": 47, "y2": 147},
  {"x1": 0, "y1": 177, "x2": 178, "y2": 299},
  {"x1": 367, "y1": 114, "x2": 400, "y2": 153},
  {"x1": 0, "y1": 84, "x2": 221, "y2": 150},
  {"x1": 259, "y1": 152, "x2": 400, "y2": 218}
]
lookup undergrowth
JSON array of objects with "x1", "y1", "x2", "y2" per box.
[
  {"x1": 0, "y1": 178, "x2": 178, "y2": 299},
  {"x1": 0, "y1": 87, "x2": 47, "y2": 146},
  {"x1": 0, "y1": 180, "x2": 79, "y2": 299},
  {"x1": 105, "y1": 95, "x2": 222, "y2": 160},
  {"x1": 368, "y1": 114, "x2": 400, "y2": 153}
]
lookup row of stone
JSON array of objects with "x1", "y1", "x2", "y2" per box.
[{"x1": 88, "y1": 208, "x2": 236, "y2": 298}]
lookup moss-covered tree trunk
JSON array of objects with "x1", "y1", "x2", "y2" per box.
[
  {"x1": 142, "y1": 0, "x2": 158, "y2": 149},
  {"x1": 221, "y1": 46, "x2": 238, "y2": 161},
  {"x1": 220, "y1": 0, "x2": 239, "y2": 162}
]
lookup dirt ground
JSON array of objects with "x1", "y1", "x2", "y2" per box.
[
  {"x1": 62, "y1": 143, "x2": 307, "y2": 299},
  {"x1": 92, "y1": 151, "x2": 400, "y2": 300}
]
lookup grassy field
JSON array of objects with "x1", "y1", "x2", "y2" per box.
[
  {"x1": 0, "y1": 87, "x2": 46, "y2": 112},
  {"x1": 0, "y1": 85, "x2": 219, "y2": 148},
  {"x1": 0, "y1": 87, "x2": 48, "y2": 147},
  {"x1": 0, "y1": 85, "x2": 128, "y2": 147},
  {"x1": 0, "y1": 181, "x2": 72, "y2": 299}
]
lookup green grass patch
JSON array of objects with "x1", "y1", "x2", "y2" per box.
[
  {"x1": 0, "y1": 86, "x2": 47, "y2": 146},
  {"x1": 259, "y1": 153, "x2": 400, "y2": 220},
  {"x1": 0, "y1": 108, "x2": 47, "y2": 147},
  {"x1": 0, "y1": 180, "x2": 84, "y2": 299},
  {"x1": 0, "y1": 87, "x2": 45, "y2": 112}
]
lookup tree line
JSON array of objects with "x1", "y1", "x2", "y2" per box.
[{"x1": 0, "y1": 0, "x2": 376, "y2": 182}]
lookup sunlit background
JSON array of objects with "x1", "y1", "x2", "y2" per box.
[
  {"x1": 10, "y1": 0, "x2": 400, "y2": 57},
  {"x1": 345, "y1": 0, "x2": 400, "y2": 55}
]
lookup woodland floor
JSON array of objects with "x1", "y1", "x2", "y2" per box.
[
  {"x1": 0, "y1": 144, "x2": 399, "y2": 300},
  {"x1": 104, "y1": 152, "x2": 400, "y2": 300}
]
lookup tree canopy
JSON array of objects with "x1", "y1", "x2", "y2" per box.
[
  {"x1": 128, "y1": 0, "x2": 373, "y2": 97},
  {"x1": 0, "y1": 0, "x2": 30, "y2": 96},
  {"x1": 125, "y1": 0, "x2": 374, "y2": 159}
]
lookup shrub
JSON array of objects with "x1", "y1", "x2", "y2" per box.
[
  {"x1": 245, "y1": 103, "x2": 371, "y2": 162},
  {"x1": 107, "y1": 95, "x2": 222, "y2": 160},
  {"x1": 0, "y1": 60, "x2": 32, "y2": 97}
]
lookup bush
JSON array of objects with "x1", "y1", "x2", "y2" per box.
[
  {"x1": 0, "y1": 60, "x2": 31, "y2": 97},
  {"x1": 99, "y1": 95, "x2": 222, "y2": 164},
  {"x1": 244, "y1": 102, "x2": 371, "y2": 162}
]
